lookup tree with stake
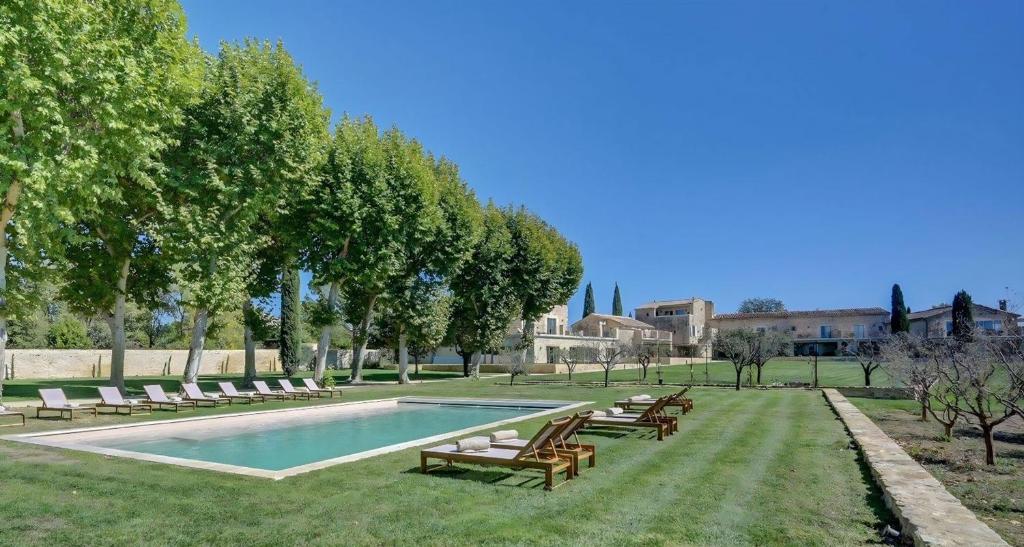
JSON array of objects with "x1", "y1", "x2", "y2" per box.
[
  {"x1": 165, "y1": 40, "x2": 329, "y2": 383},
  {"x1": 890, "y1": 284, "x2": 910, "y2": 334},
  {"x1": 714, "y1": 329, "x2": 757, "y2": 390},
  {"x1": 844, "y1": 340, "x2": 883, "y2": 387}
]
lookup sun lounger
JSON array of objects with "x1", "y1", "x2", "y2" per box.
[
  {"x1": 36, "y1": 388, "x2": 98, "y2": 421},
  {"x1": 96, "y1": 386, "x2": 152, "y2": 416},
  {"x1": 421, "y1": 417, "x2": 574, "y2": 491},
  {"x1": 587, "y1": 397, "x2": 674, "y2": 440},
  {"x1": 218, "y1": 382, "x2": 265, "y2": 404},
  {"x1": 252, "y1": 380, "x2": 290, "y2": 401},
  {"x1": 614, "y1": 387, "x2": 693, "y2": 414},
  {"x1": 301, "y1": 378, "x2": 342, "y2": 398},
  {"x1": 143, "y1": 385, "x2": 197, "y2": 412},
  {"x1": 182, "y1": 383, "x2": 231, "y2": 407},
  {"x1": 491, "y1": 411, "x2": 597, "y2": 476},
  {"x1": 0, "y1": 407, "x2": 26, "y2": 427},
  {"x1": 277, "y1": 379, "x2": 312, "y2": 400}
]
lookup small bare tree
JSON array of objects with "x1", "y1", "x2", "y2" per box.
[
  {"x1": 714, "y1": 329, "x2": 757, "y2": 390},
  {"x1": 987, "y1": 334, "x2": 1024, "y2": 419},
  {"x1": 750, "y1": 330, "x2": 792, "y2": 385},
  {"x1": 559, "y1": 346, "x2": 584, "y2": 383},
  {"x1": 502, "y1": 349, "x2": 532, "y2": 386},
  {"x1": 845, "y1": 340, "x2": 883, "y2": 387},
  {"x1": 933, "y1": 334, "x2": 1019, "y2": 465},
  {"x1": 586, "y1": 340, "x2": 631, "y2": 387},
  {"x1": 881, "y1": 333, "x2": 937, "y2": 421}
]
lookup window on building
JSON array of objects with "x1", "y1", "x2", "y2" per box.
[
  {"x1": 546, "y1": 317, "x2": 557, "y2": 334},
  {"x1": 854, "y1": 325, "x2": 866, "y2": 339},
  {"x1": 945, "y1": 321, "x2": 953, "y2": 335},
  {"x1": 976, "y1": 320, "x2": 998, "y2": 332},
  {"x1": 820, "y1": 325, "x2": 833, "y2": 339}
]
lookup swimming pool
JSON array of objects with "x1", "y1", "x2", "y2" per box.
[{"x1": 6, "y1": 397, "x2": 586, "y2": 479}]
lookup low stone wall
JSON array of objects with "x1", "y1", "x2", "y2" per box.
[
  {"x1": 822, "y1": 389, "x2": 1008, "y2": 546},
  {"x1": 836, "y1": 386, "x2": 913, "y2": 399},
  {"x1": 421, "y1": 361, "x2": 663, "y2": 375},
  {"x1": 2, "y1": 349, "x2": 280, "y2": 380}
]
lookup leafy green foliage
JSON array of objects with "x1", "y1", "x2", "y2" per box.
[
  {"x1": 583, "y1": 282, "x2": 595, "y2": 318},
  {"x1": 737, "y1": 298, "x2": 786, "y2": 313},
  {"x1": 951, "y1": 290, "x2": 974, "y2": 340},
  {"x1": 47, "y1": 317, "x2": 91, "y2": 349},
  {"x1": 504, "y1": 206, "x2": 583, "y2": 324},
  {"x1": 612, "y1": 283, "x2": 623, "y2": 316},
  {"x1": 280, "y1": 264, "x2": 303, "y2": 375}
]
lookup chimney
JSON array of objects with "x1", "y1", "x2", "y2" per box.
[{"x1": 999, "y1": 299, "x2": 1008, "y2": 311}]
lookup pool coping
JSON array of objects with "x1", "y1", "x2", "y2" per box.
[{"x1": 2, "y1": 397, "x2": 590, "y2": 480}]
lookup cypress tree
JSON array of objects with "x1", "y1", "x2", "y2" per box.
[
  {"x1": 951, "y1": 290, "x2": 974, "y2": 340},
  {"x1": 280, "y1": 263, "x2": 303, "y2": 376},
  {"x1": 890, "y1": 284, "x2": 910, "y2": 334},
  {"x1": 583, "y1": 282, "x2": 595, "y2": 318},
  {"x1": 612, "y1": 283, "x2": 623, "y2": 316}
]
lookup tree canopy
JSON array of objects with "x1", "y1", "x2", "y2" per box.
[{"x1": 737, "y1": 297, "x2": 785, "y2": 314}]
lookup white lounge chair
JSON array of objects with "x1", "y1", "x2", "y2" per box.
[
  {"x1": 218, "y1": 382, "x2": 264, "y2": 404},
  {"x1": 301, "y1": 378, "x2": 342, "y2": 398},
  {"x1": 97, "y1": 386, "x2": 152, "y2": 415},
  {"x1": 182, "y1": 383, "x2": 231, "y2": 407},
  {"x1": 277, "y1": 379, "x2": 312, "y2": 400},
  {"x1": 252, "y1": 381, "x2": 289, "y2": 401},
  {"x1": 36, "y1": 388, "x2": 97, "y2": 421},
  {"x1": 143, "y1": 385, "x2": 196, "y2": 412}
]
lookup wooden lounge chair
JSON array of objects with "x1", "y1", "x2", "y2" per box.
[
  {"x1": 587, "y1": 397, "x2": 674, "y2": 440},
  {"x1": 614, "y1": 387, "x2": 693, "y2": 414},
  {"x1": 182, "y1": 383, "x2": 231, "y2": 407},
  {"x1": 36, "y1": 388, "x2": 98, "y2": 421},
  {"x1": 218, "y1": 382, "x2": 265, "y2": 404},
  {"x1": 143, "y1": 385, "x2": 197, "y2": 412},
  {"x1": 491, "y1": 411, "x2": 597, "y2": 476},
  {"x1": 0, "y1": 408, "x2": 26, "y2": 427},
  {"x1": 252, "y1": 380, "x2": 290, "y2": 401},
  {"x1": 421, "y1": 417, "x2": 574, "y2": 491},
  {"x1": 96, "y1": 386, "x2": 152, "y2": 416},
  {"x1": 277, "y1": 379, "x2": 313, "y2": 400},
  {"x1": 301, "y1": 378, "x2": 342, "y2": 398}
]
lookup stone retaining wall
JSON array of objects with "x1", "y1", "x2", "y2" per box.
[
  {"x1": 2, "y1": 349, "x2": 280, "y2": 379},
  {"x1": 836, "y1": 386, "x2": 913, "y2": 399},
  {"x1": 822, "y1": 389, "x2": 1008, "y2": 546}
]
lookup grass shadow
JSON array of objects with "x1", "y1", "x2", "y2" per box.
[{"x1": 401, "y1": 466, "x2": 550, "y2": 491}]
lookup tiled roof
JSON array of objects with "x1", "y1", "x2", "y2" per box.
[
  {"x1": 574, "y1": 313, "x2": 658, "y2": 330},
  {"x1": 714, "y1": 307, "x2": 890, "y2": 320},
  {"x1": 908, "y1": 304, "x2": 1020, "y2": 320}
]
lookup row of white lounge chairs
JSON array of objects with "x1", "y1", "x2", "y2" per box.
[{"x1": 33, "y1": 378, "x2": 343, "y2": 421}]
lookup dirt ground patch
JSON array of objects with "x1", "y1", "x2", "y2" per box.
[{"x1": 852, "y1": 398, "x2": 1024, "y2": 546}]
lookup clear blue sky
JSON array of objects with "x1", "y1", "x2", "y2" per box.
[{"x1": 180, "y1": 0, "x2": 1024, "y2": 319}]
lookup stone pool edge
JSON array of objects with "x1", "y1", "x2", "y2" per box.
[
  {"x1": 2, "y1": 397, "x2": 592, "y2": 480},
  {"x1": 822, "y1": 388, "x2": 1008, "y2": 547}
]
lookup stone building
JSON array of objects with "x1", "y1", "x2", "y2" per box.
[
  {"x1": 633, "y1": 298, "x2": 715, "y2": 357},
  {"x1": 710, "y1": 307, "x2": 890, "y2": 356},
  {"x1": 908, "y1": 302, "x2": 1020, "y2": 339}
]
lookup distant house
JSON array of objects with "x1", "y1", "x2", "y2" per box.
[
  {"x1": 569, "y1": 313, "x2": 673, "y2": 347},
  {"x1": 710, "y1": 307, "x2": 890, "y2": 356},
  {"x1": 633, "y1": 298, "x2": 715, "y2": 357},
  {"x1": 908, "y1": 303, "x2": 1020, "y2": 339}
]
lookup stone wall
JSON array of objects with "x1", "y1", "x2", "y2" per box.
[
  {"x1": 2, "y1": 349, "x2": 281, "y2": 380},
  {"x1": 836, "y1": 386, "x2": 913, "y2": 399}
]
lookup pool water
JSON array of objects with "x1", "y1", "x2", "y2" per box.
[{"x1": 95, "y1": 403, "x2": 535, "y2": 471}]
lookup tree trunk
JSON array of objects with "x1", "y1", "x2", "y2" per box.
[
  {"x1": 604, "y1": 367, "x2": 610, "y2": 388},
  {"x1": 521, "y1": 319, "x2": 535, "y2": 364},
  {"x1": 735, "y1": 367, "x2": 742, "y2": 391},
  {"x1": 920, "y1": 401, "x2": 928, "y2": 421},
  {"x1": 0, "y1": 172, "x2": 24, "y2": 405},
  {"x1": 470, "y1": 351, "x2": 482, "y2": 378},
  {"x1": 313, "y1": 281, "x2": 339, "y2": 383},
  {"x1": 182, "y1": 308, "x2": 209, "y2": 383},
  {"x1": 943, "y1": 423, "x2": 953, "y2": 438},
  {"x1": 106, "y1": 258, "x2": 130, "y2": 393},
  {"x1": 982, "y1": 424, "x2": 995, "y2": 465},
  {"x1": 348, "y1": 294, "x2": 377, "y2": 383},
  {"x1": 461, "y1": 351, "x2": 471, "y2": 377},
  {"x1": 864, "y1": 367, "x2": 872, "y2": 387},
  {"x1": 398, "y1": 327, "x2": 410, "y2": 384},
  {"x1": 755, "y1": 364, "x2": 763, "y2": 385},
  {"x1": 242, "y1": 300, "x2": 256, "y2": 387}
]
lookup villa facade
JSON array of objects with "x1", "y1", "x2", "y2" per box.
[
  {"x1": 710, "y1": 307, "x2": 890, "y2": 356},
  {"x1": 908, "y1": 303, "x2": 1020, "y2": 339},
  {"x1": 633, "y1": 298, "x2": 715, "y2": 357}
]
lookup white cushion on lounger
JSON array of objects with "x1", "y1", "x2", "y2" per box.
[
  {"x1": 456, "y1": 437, "x2": 490, "y2": 452},
  {"x1": 589, "y1": 410, "x2": 607, "y2": 417},
  {"x1": 605, "y1": 407, "x2": 624, "y2": 415},
  {"x1": 423, "y1": 444, "x2": 520, "y2": 459},
  {"x1": 489, "y1": 430, "x2": 518, "y2": 442},
  {"x1": 630, "y1": 395, "x2": 652, "y2": 401}
]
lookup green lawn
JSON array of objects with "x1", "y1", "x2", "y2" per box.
[
  {"x1": 542, "y1": 358, "x2": 892, "y2": 387},
  {"x1": 0, "y1": 381, "x2": 891, "y2": 545}
]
